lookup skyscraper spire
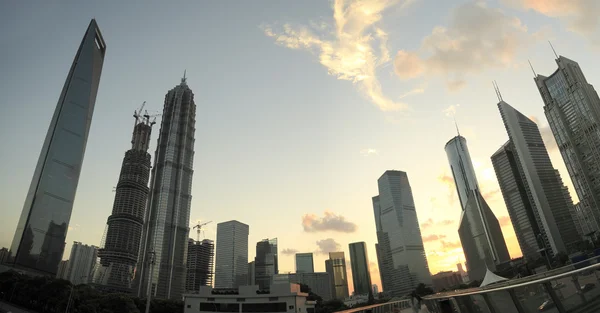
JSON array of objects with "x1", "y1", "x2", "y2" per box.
[
  {"x1": 181, "y1": 69, "x2": 187, "y2": 84},
  {"x1": 549, "y1": 41, "x2": 559, "y2": 59}
]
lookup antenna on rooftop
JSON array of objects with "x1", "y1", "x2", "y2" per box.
[
  {"x1": 528, "y1": 60, "x2": 537, "y2": 77},
  {"x1": 493, "y1": 81, "x2": 503, "y2": 102},
  {"x1": 549, "y1": 41, "x2": 559, "y2": 59}
]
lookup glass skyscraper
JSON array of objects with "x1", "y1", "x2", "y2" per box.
[
  {"x1": 534, "y1": 55, "x2": 600, "y2": 236},
  {"x1": 372, "y1": 170, "x2": 431, "y2": 297},
  {"x1": 494, "y1": 100, "x2": 580, "y2": 257},
  {"x1": 214, "y1": 220, "x2": 249, "y2": 288},
  {"x1": 7, "y1": 19, "x2": 106, "y2": 276},
  {"x1": 325, "y1": 252, "x2": 349, "y2": 300},
  {"x1": 135, "y1": 75, "x2": 196, "y2": 300},
  {"x1": 254, "y1": 238, "x2": 278, "y2": 289},
  {"x1": 93, "y1": 113, "x2": 154, "y2": 293},
  {"x1": 295, "y1": 253, "x2": 314, "y2": 273},
  {"x1": 445, "y1": 137, "x2": 510, "y2": 281},
  {"x1": 349, "y1": 242, "x2": 372, "y2": 296}
]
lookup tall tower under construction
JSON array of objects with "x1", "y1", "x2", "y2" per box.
[
  {"x1": 136, "y1": 74, "x2": 196, "y2": 300},
  {"x1": 92, "y1": 106, "x2": 155, "y2": 293}
]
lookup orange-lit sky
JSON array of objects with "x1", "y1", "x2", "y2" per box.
[{"x1": 1, "y1": 0, "x2": 598, "y2": 294}]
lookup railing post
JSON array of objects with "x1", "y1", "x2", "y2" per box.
[
  {"x1": 543, "y1": 282, "x2": 567, "y2": 313},
  {"x1": 507, "y1": 289, "x2": 526, "y2": 313}
]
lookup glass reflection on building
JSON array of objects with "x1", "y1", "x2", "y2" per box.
[
  {"x1": 326, "y1": 252, "x2": 349, "y2": 300},
  {"x1": 349, "y1": 242, "x2": 372, "y2": 296},
  {"x1": 7, "y1": 19, "x2": 106, "y2": 275}
]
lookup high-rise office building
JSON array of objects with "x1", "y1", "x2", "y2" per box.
[
  {"x1": 186, "y1": 239, "x2": 215, "y2": 293},
  {"x1": 348, "y1": 242, "x2": 372, "y2": 296},
  {"x1": 445, "y1": 136, "x2": 510, "y2": 281},
  {"x1": 93, "y1": 111, "x2": 154, "y2": 293},
  {"x1": 248, "y1": 261, "x2": 255, "y2": 286},
  {"x1": 534, "y1": 55, "x2": 600, "y2": 236},
  {"x1": 295, "y1": 253, "x2": 314, "y2": 273},
  {"x1": 7, "y1": 19, "x2": 106, "y2": 276},
  {"x1": 136, "y1": 74, "x2": 197, "y2": 300},
  {"x1": 67, "y1": 242, "x2": 98, "y2": 285},
  {"x1": 273, "y1": 273, "x2": 333, "y2": 301},
  {"x1": 372, "y1": 170, "x2": 432, "y2": 297},
  {"x1": 254, "y1": 238, "x2": 278, "y2": 289},
  {"x1": 214, "y1": 221, "x2": 249, "y2": 288},
  {"x1": 325, "y1": 252, "x2": 349, "y2": 300},
  {"x1": 495, "y1": 100, "x2": 580, "y2": 255},
  {"x1": 57, "y1": 260, "x2": 70, "y2": 280}
]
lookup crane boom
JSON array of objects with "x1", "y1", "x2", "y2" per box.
[{"x1": 193, "y1": 220, "x2": 213, "y2": 242}]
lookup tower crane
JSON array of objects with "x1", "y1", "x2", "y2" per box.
[
  {"x1": 133, "y1": 101, "x2": 146, "y2": 124},
  {"x1": 193, "y1": 221, "x2": 212, "y2": 242}
]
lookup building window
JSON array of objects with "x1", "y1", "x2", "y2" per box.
[
  {"x1": 242, "y1": 302, "x2": 287, "y2": 312},
  {"x1": 199, "y1": 303, "x2": 239, "y2": 312}
]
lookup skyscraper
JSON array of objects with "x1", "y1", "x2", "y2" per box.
[
  {"x1": 445, "y1": 137, "x2": 510, "y2": 281},
  {"x1": 57, "y1": 260, "x2": 70, "y2": 280},
  {"x1": 325, "y1": 252, "x2": 349, "y2": 300},
  {"x1": 214, "y1": 220, "x2": 249, "y2": 288},
  {"x1": 494, "y1": 100, "x2": 581, "y2": 256},
  {"x1": 93, "y1": 110, "x2": 154, "y2": 293},
  {"x1": 185, "y1": 239, "x2": 215, "y2": 293},
  {"x1": 534, "y1": 55, "x2": 600, "y2": 236},
  {"x1": 254, "y1": 238, "x2": 278, "y2": 289},
  {"x1": 136, "y1": 75, "x2": 197, "y2": 300},
  {"x1": 295, "y1": 253, "x2": 314, "y2": 273},
  {"x1": 7, "y1": 19, "x2": 106, "y2": 276},
  {"x1": 349, "y1": 242, "x2": 372, "y2": 296},
  {"x1": 67, "y1": 242, "x2": 98, "y2": 285},
  {"x1": 373, "y1": 170, "x2": 432, "y2": 297}
]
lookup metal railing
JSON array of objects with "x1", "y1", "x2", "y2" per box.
[{"x1": 335, "y1": 255, "x2": 600, "y2": 313}]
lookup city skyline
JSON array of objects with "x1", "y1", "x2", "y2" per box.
[{"x1": 4, "y1": 1, "x2": 600, "y2": 295}]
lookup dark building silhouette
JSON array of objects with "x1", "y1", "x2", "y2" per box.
[
  {"x1": 185, "y1": 239, "x2": 214, "y2": 293},
  {"x1": 254, "y1": 238, "x2": 278, "y2": 289}
]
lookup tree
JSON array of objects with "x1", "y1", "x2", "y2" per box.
[{"x1": 415, "y1": 283, "x2": 434, "y2": 296}]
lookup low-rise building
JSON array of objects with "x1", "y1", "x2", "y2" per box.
[
  {"x1": 273, "y1": 273, "x2": 333, "y2": 301},
  {"x1": 431, "y1": 271, "x2": 463, "y2": 292},
  {"x1": 184, "y1": 283, "x2": 315, "y2": 313}
]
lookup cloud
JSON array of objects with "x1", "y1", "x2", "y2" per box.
[
  {"x1": 281, "y1": 248, "x2": 299, "y2": 255},
  {"x1": 393, "y1": 1, "x2": 544, "y2": 91},
  {"x1": 302, "y1": 211, "x2": 358, "y2": 233},
  {"x1": 482, "y1": 188, "x2": 501, "y2": 200},
  {"x1": 443, "y1": 104, "x2": 460, "y2": 117},
  {"x1": 438, "y1": 172, "x2": 457, "y2": 205},
  {"x1": 498, "y1": 215, "x2": 512, "y2": 227},
  {"x1": 441, "y1": 240, "x2": 462, "y2": 250},
  {"x1": 423, "y1": 234, "x2": 447, "y2": 242},
  {"x1": 360, "y1": 148, "x2": 379, "y2": 156},
  {"x1": 439, "y1": 220, "x2": 454, "y2": 226},
  {"x1": 503, "y1": 0, "x2": 600, "y2": 44},
  {"x1": 263, "y1": 0, "x2": 422, "y2": 111},
  {"x1": 421, "y1": 218, "x2": 434, "y2": 229},
  {"x1": 68, "y1": 224, "x2": 80, "y2": 232},
  {"x1": 316, "y1": 238, "x2": 341, "y2": 254},
  {"x1": 421, "y1": 218, "x2": 454, "y2": 229}
]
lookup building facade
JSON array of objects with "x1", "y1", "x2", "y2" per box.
[
  {"x1": 445, "y1": 136, "x2": 510, "y2": 281},
  {"x1": 372, "y1": 170, "x2": 432, "y2": 297},
  {"x1": 495, "y1": 100, "x2": 580, "y2": 255},
  {"x1": 183, "y1": 284, "x2": 315, "y2": 313},
  {"x1": 136, "y1": 75, "x2": 197, "y2": 300},
  {"x1": 325, "y1": 252, "x2": 349, "y2": 300},
  {"x1": 214, "y1": 220, "x2": 249, "y2": 288},
  {"x1": 254, "y1": 238, "x2": 278, "y2": 289},
  {"x1": 57, "y1": 260, "x2": 70, "y2": 280},
  {"x1": 349, "y1": 242, "x2": 372, "y2": 296},
  {"x1": 7, "y1": 19, "x2": 106, "y2": 276},
  {"x1": 273, "y1": 273, "x2": 333, "y2": 301},
  {"x1": 0, "y1": 248, "x2": 8, "y2": 264},
  {"x1": 431, "y1": 271, "x2": 463, "y2": 292},
  {"x1": 67, "y1": 242, "x2": 98, "y2": 285},
  {"x1": 295, "y1": 253, "x2": 314, "y2": 273},
  {"x1": 534, "y1": 55, "x2": 600, "y2": 236},
  {"x1": 248, "y1": 261, "x2": 255, "y2": 286},
  {"x1": 93, "y1": 112, "x2": 154, "y2": 293},
  {"x1": 186, "y1": 239, "x2": 214, "y2": 293}
]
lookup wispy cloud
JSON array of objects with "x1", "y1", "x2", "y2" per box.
[
  {"x1": 262, "y1": 0, "x2": 421, "y2": 111},
  {"x1": 315, "y1": 238, "x2": 341, "y2": 255},
  {"x1": 394, "y1": 1, "x2": 546, "y2": 91},
  {"x1": 421, "y1": 218, "x2": 454, "y2": 229},
  {"x1": 360, "y1": 148, "x2": 379, "y2": 156},
  {"x1": 281, "y1": 248, "x2": 299, "y2": 255},
  {"x1": 438, "y1": 171, "x2": 457, "y2": 205},
  {"x1": 443, "y1": 104, "x2": 460, "y2": 117},
  {"x1": 423, "y1": 234, "x2": 447, "y2": 242},
  {"x1": 503, "y1": 0, "x2": 600, "y2": 44},
  {"x1": 303, "y1": 211, "x2": 358, "y2": 233},
  {"x1": 441, "y1": 240, "x2": 462, "y2": 250},
  {"x1": 498, "y1": 215, "x2": 512, "y2": 227}
]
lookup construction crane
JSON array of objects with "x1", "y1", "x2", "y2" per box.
[
  {"x1": 143, "y1": 109, "x2": 162, "y2": 126},
  {"x1": 133, "y1": 101, "x2": 146, "y2": 124},
  {"x1": 193, "y1": 221, "x2": 212, "y2": 242}
]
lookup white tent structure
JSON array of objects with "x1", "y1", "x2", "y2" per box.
[{"x1": 480, "y1": 268, "x2": 509, "y2": 287}]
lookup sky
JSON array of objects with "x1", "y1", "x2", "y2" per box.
[{"x1": 1, "y1": 0, "x2": 600, "y2": 294}]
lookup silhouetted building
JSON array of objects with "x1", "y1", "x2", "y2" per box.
[
  {"x1": 295, "y1": 253, "x2": 314, "y2": 273},
  {"x1": 535, "y1": 55, "x2": 600, "y2": 236},
  {"x1": 273, "y1": 273, "x2": 333, "y2": 301},
  {"x1": 186, "y1": 239, "x2": 214, "y2": 293},
  {"x1": 136, "y1": 74, "x2": 197, "y2": 300},
  {"x1": 67, "y1": 242, "x2": 98, "y2": 285},
  {"x1": 93, "y1": 110, "x2": 154, "y2": 293},
  {"x1": 254, "y1": 238, "x2": 278, "y2": 289},
  {"x1": 349, "y1": 242, "x2": 372, "y2": 296},
  {"x1": 248, "y1": 261, "x2": 255, "y2": 286},
  {"x1": 0, "y1": 248, "x2": 9, "y2": 264},
  {"x1": 57, "y1": 260, "x2": 70, "y2": 280},
  {"x1": 445, "y1": 136, "x2": 510, "y2": 281},
  {"x1": 494, "y1": 100, "x2": 580, "y2": 257},
  {"x1": 7, "y1": 19, "x2": 106, "y2": 276},
  {"x1": 373, "y1": 170, "x2": 432, "y2": 297},
  {"x1": 431, "y1": 271, "x2": 462, "y2": 292},
  {"x1": 214, "y1": 220, "x2": 249, "y2": 288},
  {"x1": 325, "y1": 252, "x2": 349, "y2": 300}
]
